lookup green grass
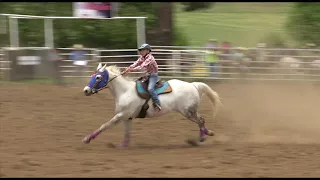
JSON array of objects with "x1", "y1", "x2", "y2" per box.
[{"x1": 175, "y1": 2, "x2": 295, "y2": 47}]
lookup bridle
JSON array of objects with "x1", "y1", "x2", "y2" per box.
[
  {"x1": 91, "y1": 49, "x2": 148, "y2": 93},
  {"x1": 91, "y1": 70, "x2": 121, "y2": 94}
]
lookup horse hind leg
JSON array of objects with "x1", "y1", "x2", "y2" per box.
[
  {"x1": 199, "y1": 116, "x2": 214, "y2": 136},
  {"x1": 182, "y1": 107, "x2": 214, "y2": 142},
  {"x1": 196, "y1": 116, "x2": 215, "y2": 142}
]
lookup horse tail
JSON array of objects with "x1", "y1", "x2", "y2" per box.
[{"x1": 192, "y1": 82, "x2": 222, "y2": 119}]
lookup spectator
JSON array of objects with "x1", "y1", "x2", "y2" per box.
[
  {"x1": 206, "y1": 39, "x2": 218, "y2": 49},
  {"x1": 256, "y1": 43, "x2": 266, "y2": 63},
  {"x1": 305, "y1": 43, "x2": 317, "y2": 56},
  {"x1": 234, "y1": 47, "x2": 249, "y2": 73},
  {"x1": 219, "y1": 41, "x2": 232, "y2": 61},
  {"x1": 221, "y1": 41, "x2": 231, "y2": 54},
  {"x1": 69, "y1": 44, "x2": 87, "y2": 84},
  {"x1": 306, "y1": 43, "x2": 316, "y2": 48},
  {"x1": 205, "y1": 47, "x2": 220, "y2": 78},
  {"x1": 219, "y1": 41, "x2": 233, "y2": 77},
  {"x1": 49, "y1": 48, "x2": 64, "y2": 86}
]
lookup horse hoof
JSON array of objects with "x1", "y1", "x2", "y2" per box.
[
  {"x1": 206, "y1": 130, "x2": 215, "y2": 136},
  {"x1": 199, "y1": 136, "x2": 206, "y2": 142},
  {"x1": 82, "y1": 136, "x2": 91, "y2": 144}
]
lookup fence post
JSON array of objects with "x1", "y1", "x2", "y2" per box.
[
  {"x1": 44, "y1": 18, "x2": 54, "y2": 48},
  {"x1": 92, "y1": 48, "x2": 100, "y2": 72},
  {"x1": 9, "y1": 17, "x2": 19, "y2": 47},
  {"x1": 0, "y1": 15, "x2": 7, "y2": 35},
  {"x1": 171, "y1": 50, "x2": 181, "y2": 76},
  {"x1": 95, "y1": 49, "x2": 101, "y2": 64},
  {"x1": 136, "y1": 18, "x2": 146, "y2": 48}
]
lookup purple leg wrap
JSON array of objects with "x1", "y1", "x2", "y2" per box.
[
  {"x1": 90, "y1": 129, "x2": 101, "y2": 139},
  {"x1": 200, "y1": 128, "x2": 208, "y2": 137}
]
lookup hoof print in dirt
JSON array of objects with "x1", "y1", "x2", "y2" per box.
[{"x1": 107, "y1": 143, "x2": 117, "y2": 148}]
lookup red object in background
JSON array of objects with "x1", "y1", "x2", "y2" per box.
[
  {"x1": 85, "y1": 2, "x2": 111, "y2": 18},
  {"x1": 86, "y1": 2, "x2": 111, "y2": 11},
  {"x1": 221, "y1": 42, "x2": 231, "y2": 49}
]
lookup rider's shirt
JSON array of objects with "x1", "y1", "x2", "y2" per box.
[{"x1": 129, "y1": 53, "x2": 158, "y2": 74}]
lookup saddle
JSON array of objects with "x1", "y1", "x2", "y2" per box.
[
  {"x1": 135, "y1": 75, "x2": 172, "y2": 99},
  {"x1": 135, "y1": 75, "x2": 172, "y2": 118},
  {"x1": 138, "y1": 75, "x2": 163, "y2": 87}
]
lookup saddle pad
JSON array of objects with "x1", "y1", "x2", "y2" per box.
[{"x1": 136, "y1": 81, "x2": 170, "y2": 95}]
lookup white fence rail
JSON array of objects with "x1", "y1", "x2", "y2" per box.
[
  {"x1": 1, "y1": 46, "x2": 320, "y2": 82},
  {"x1": 97, "y1": 46, "x2": 320, "y2": 81}
]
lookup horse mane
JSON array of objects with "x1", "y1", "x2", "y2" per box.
[
  {"x1": 106, "y1": 65, "x2": 135, "y2": 82},
  {"x1": 106, "y1": 65, "x2": 121, "y2": 75}
]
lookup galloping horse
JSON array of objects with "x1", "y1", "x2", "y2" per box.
[{"x1": 82, "y1": 63, "x2": 222, "y2": 147}]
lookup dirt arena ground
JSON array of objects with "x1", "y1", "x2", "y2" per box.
[{"x1": 1, "y1": 81, "x2": 320, "y2": 177}]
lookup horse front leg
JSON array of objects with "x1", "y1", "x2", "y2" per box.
[
  {"x1": 120, "y1": 118, "x2": 133, "y2": 147},
  {"x1": 82, "y1": 113, "x2": 124, "y2": 144}
]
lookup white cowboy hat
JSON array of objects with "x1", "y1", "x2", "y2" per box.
[
  {"x1": 73, "y1": 44, "x2": 83, "y2": 49},
  {"x1": 257, "y1": 43, "x2": 266, "y2": 48}
]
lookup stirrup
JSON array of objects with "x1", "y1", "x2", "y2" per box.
[{"x1": 153, "y1": 102, "x2": 162, "y2": 110}]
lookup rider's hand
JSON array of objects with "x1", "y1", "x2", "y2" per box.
[{"x1": 121, "y1": 68, "x2": 130, "y2": 75}]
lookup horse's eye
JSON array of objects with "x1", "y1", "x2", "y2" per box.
[{"x1": 95, "y1": 75, "x2": 102, "y2": 80}]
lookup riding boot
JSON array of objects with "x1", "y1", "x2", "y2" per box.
[{"x1": 153, "y1": 101, "x2": 162, "y2": 111}]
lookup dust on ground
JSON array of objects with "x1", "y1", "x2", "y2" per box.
[{"x1": 0, "y1": 81, "x2": 320, "y2": 177}]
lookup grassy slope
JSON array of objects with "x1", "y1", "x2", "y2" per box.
[{"x1": 175, "y1": 2, "x2": 294, "y2": 47}]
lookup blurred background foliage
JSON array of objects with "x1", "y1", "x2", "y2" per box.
[{"x1": 0, "y1": 2, "x2": 319, "y2": 48}]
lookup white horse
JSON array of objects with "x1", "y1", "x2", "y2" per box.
[{"x1": 82, "y1": 63, "x2": 222, "y2": 147}]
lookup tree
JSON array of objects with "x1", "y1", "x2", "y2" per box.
[
  {"x1": 181, "y1": 2, "x2": 212, "y2": 12},
  {"x1": 1, "y1": 3, "x2": 189, "y2": 48},
  {"x1": 286, "y1": 3, "x2": 320, "y2": 46},
  {"x1": 0, "y1": 3, "x2": 158, "y2": 48}
]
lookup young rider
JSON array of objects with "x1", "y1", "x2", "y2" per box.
[{"x1": 121, "y1": 43, "x2": 162, "y2": 111}]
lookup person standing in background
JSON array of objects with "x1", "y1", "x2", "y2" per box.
[
  {"x1": 70, "y1": 44, "x2": 87, "y2": 84},
  {"x1": 221, "y1": 41, "x2": 232, "y2": 56},
  {"x1": 219, "y1": 41, "x2": 232, "y2": 77},
  {"x1": 49, "y1": 48, "x2": 64, "y2": 86},
  {"x1": 205, "y1": 47, "x2": 220, "y2": 78},
  {"x1": 206, "y1": 39, "x2": 218, "y2": 49},
  {"x1": 234, "y1": 47, "x2": 250, "y2": 74}
]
